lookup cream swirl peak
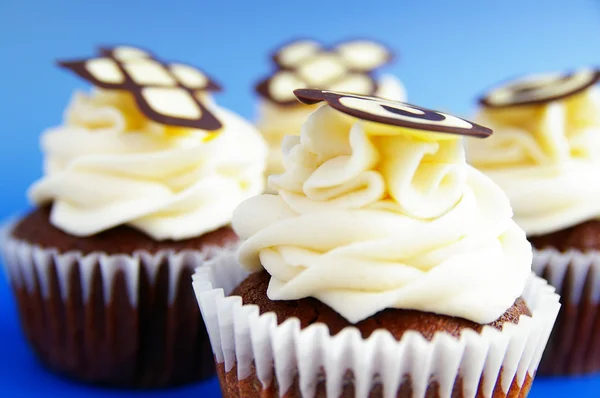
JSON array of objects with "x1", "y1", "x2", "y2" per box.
[
  {"x1": 257, "y1": 75, "x2": 406, "y2": 178},
  {"x1": 30, "y1": 89, "x2": 267, "y2": 240},
  {"x1": 256, "y1": 39, "x2": 406, "y2": 178},
  {"x1": 469, "y1": 70, "x2": 600, "y2": 236},
  {"x1": 234, "y1": 91, "x2": 532, "y2": 324}
]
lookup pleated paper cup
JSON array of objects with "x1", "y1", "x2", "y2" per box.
[
  {"x1": 193, "y1": 251, "x2": 560, "y2": 398},
  {"x1": 0, "y1": 222, "x2": 234, "y2": 388},
  {"x1": 533, "y1": 248, "x2": 600, "y2": 375}
]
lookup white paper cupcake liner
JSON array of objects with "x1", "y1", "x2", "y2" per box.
[
  {"x1": 192, "y1": 251, "x2": 560, "y2": 398},
  {"x1": 0, "y1": 220, "x2": 236, "y2": 387},
  {"x1": 532, "y1": 248, "x2": 600, "y2": 375},
  {"x1": 0, "y1": 221, "x2": 233, "y2": 306},
  {"x1": 532, "y1": 249, "x2": 600, "y2": 305}
]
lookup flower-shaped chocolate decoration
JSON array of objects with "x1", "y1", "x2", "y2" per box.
[
  {"x1": 479, "y1": 68, "x2": 600, "y2": 108},
  {"x1": 59, "y1": 46, "x2": 223, "y2": 130},
  {"x1": 256, "y1": 39, "x2": 394, "y2": 106},
  {"x1": 295, "y1": 89, "x2": 492, "y2": 138}
]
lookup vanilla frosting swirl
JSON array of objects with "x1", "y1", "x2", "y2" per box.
[
  {"x1": 469, "y1": 87, "x2": 600, "y2": 236},
  {"x1": 257, "y1": 75, "x2": 407, "y2": 177},
  {"x1": 30, "y1": 89, "x2": 267, "y2": 240},
  {"x1": 234, "y1": 105, "x2": 531, "y2": 324}
]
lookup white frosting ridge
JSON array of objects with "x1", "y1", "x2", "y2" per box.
[
  {"x1": 234, "y1": 105, "x2": 531, "y2": 324},
  {"x1": 30, "y1": 90, "x2": 267, "y2": 240},
  {"x1": 469, "y1": 87, "x2": 600, "y2": 236}
]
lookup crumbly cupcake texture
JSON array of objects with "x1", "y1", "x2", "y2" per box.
[
  {"x1": 232, "y1": 270, "x2": 531, "y2": 340},
  {"x1": 197, "y1": 90, "x2": 555, "y2": 397},
  {"x1": 3, "y1": 46, "x2": 267, "y2": 387},
  {"x1": 469, "y1": 68, "x2": 600, "y2": 376},
  {"x1": 255, "y1": 39, "x2": 407, "y2": 178}
]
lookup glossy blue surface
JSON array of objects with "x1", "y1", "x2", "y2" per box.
[{"x1": 1, "y1": 0, "x2": 600, "y2": 396}]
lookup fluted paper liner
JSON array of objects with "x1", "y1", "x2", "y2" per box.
[
  {"x1": 192, "y1": 251, "x2": 560, "y2": 398},
  {"x1": 0, "y1": 222, "x2": 234, "y2": 388},
  {"x1": 533, "y1": 248, "x2": 600, "y2": 375}
]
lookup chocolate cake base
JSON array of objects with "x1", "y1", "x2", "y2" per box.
[
  {"x1": 217, "y1": 272, "x2": 534, "y2": 397},
  {"x1": 12, "y1": 206, "x2": 237, "y2": 255},
  {"x1": 6, "y1": 206, "x2": 239, "y2": 388},
  {"x1": 216, "y1": 362, "x2": 533, "y2": 398},
  {"x1": 231, "y1": 271, "x2": 531, "y2": 340},
  {"x1": 529, "y1": 220, "x2": 600, "y2": 252}
]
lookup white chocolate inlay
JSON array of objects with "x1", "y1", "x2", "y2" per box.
[
  {"x1": 338, "y1": 96, "x2": 473, "y2": 129},
  {"x1": 276, "y1": 40, "x2": 321, "y2": 67},
  {"x1": 336, "y1": 40, "x2": 389, "y2": 71},
  {"x1": 123, "y1": 61, "x2": 177, "y2": 86},
  {"x1": 270, "y1": 72, "x2": 307, "y2": 102},
  {"x1": 298, "y1": 54, "x2": 346, "y2": 86},
  {"x1": 170, "y1": 64, "x2": 209, "y2": 88},
  {"x1": 86, "y1": 58, "x2": 125, "y2": 84},
  {"x1": 112, "y1": 46, "x2": 150, "y2": 61},
  {"x1": 141, "y1": 87, "x2": 201, "y2": 119}
]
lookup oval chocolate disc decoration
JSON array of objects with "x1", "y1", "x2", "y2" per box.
[
  {"x1": 479, "y1": 68, "x2": 600, "y2": 108},
  {"x1": 295, "y1": 89, "x2": 492, "y2": 138}
]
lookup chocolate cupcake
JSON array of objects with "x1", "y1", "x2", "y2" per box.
[
  {"x1": 469, "y1": 68, "x2": 600, "y2": 375},
  {"x1": 0, "y1": 45, "x2": 267, "y2": 387},
  {"x1": 254, "y1": 39, "x2": 406, "y2": 180},
  {"x1": 193, "y1": 90, "x2": 560, "y2": 397}
]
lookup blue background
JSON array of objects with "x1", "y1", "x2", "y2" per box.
[{"x1": 1, "y1": 0, "x2": 600, "y2": 396}]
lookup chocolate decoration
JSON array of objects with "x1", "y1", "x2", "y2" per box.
[
  {"x1": 295, "y1": 89, "x2": 493, "y2": 138},
  {"x1": 256, "y1": 39, "x2": 394, "y2": 106},
  {"x1": 58, "y1": 46, "x2": 223, "y2": 130},
  {"x1": 479, "y1": 68, "x2": 600, "y2": 108}
]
